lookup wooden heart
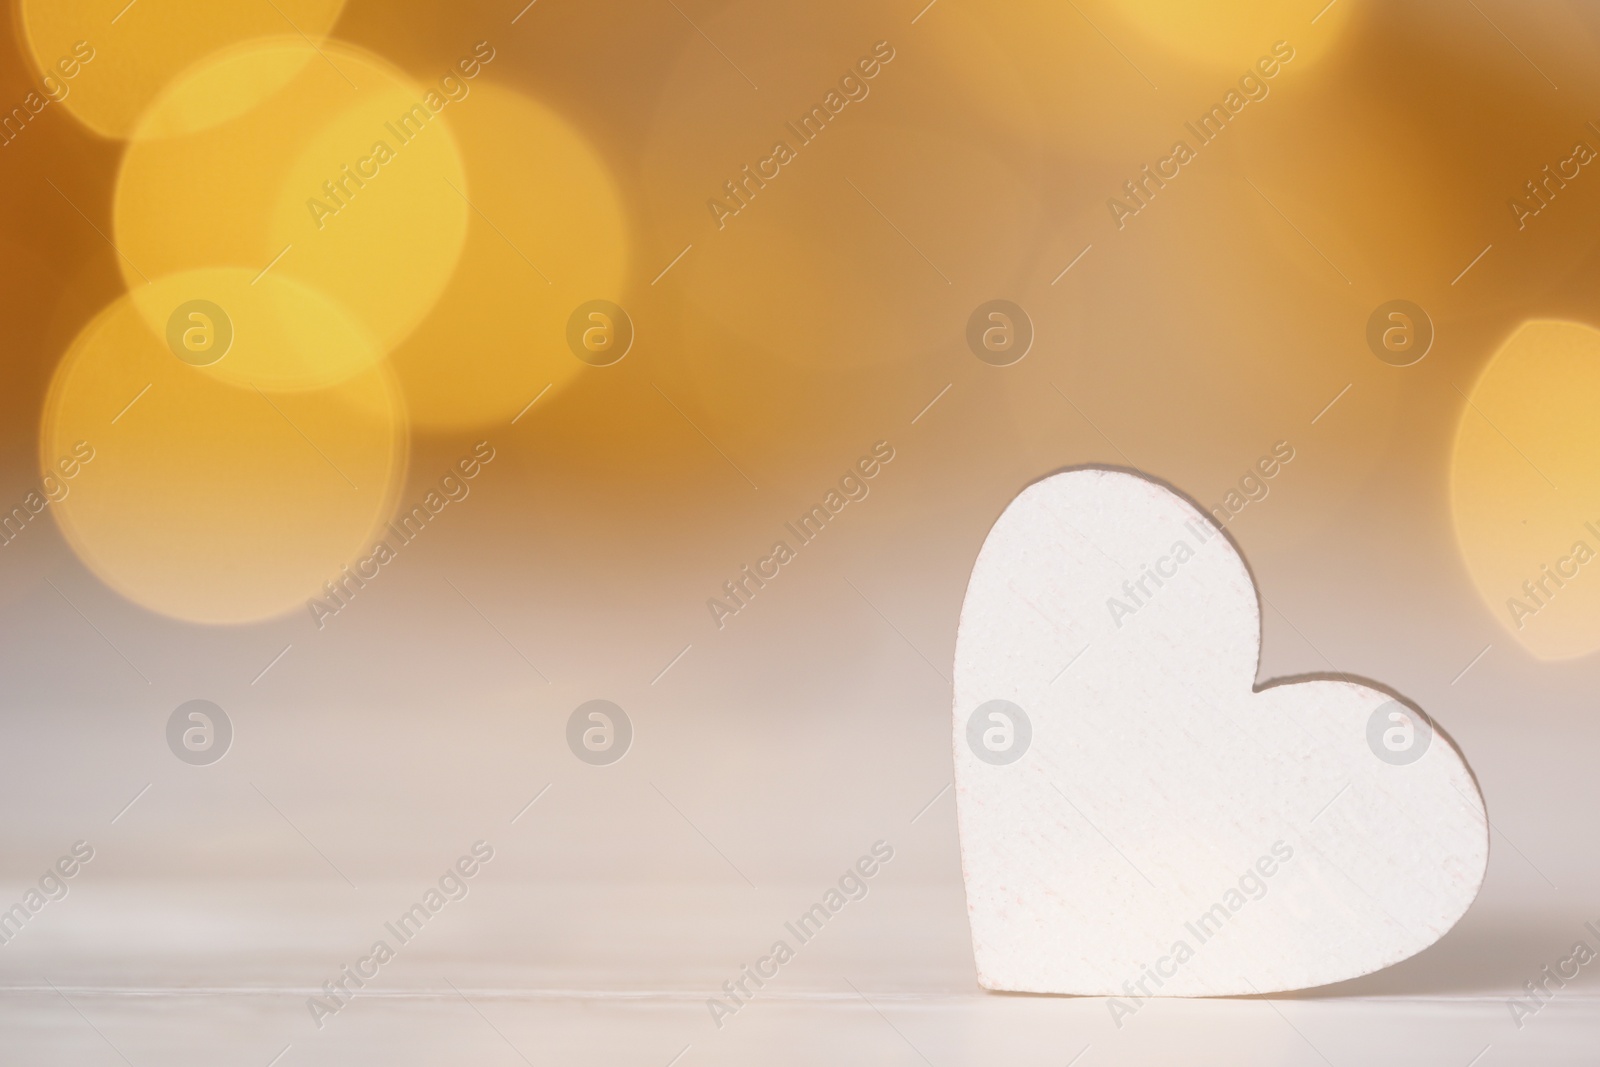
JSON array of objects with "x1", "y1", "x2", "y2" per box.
[{"x1": 952, "y1": 468, "x2": 1487, "y2": 996}]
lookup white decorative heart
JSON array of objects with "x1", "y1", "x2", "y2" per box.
[{"x1": 952, "y1": 469, "x2": 1488, "y2": 996}]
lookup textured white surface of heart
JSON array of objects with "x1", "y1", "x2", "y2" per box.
[{"x1": 952, "y1": 468, "x2": 1489, "y2": 996}]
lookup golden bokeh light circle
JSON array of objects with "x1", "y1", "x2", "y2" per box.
[
  {"x1": 17, "y1": 0, "x2": 347, "y2": 140},
  {"x1": 385, "y1": 84, "x2": 630, "y2": 430},
  {"x1": 1452, "y1": 320, "x2": 1600, "y2": 660},
  {"x1": 115, "y1": 38, "x2": 469, "y2": 357},
  {"x1": 40, "y1": 290, "x2": 408, "y2": 626}
]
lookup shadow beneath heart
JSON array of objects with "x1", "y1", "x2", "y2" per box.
[{"x1": 1273, "y1": 910, "x2": 1570, "y2": 997}]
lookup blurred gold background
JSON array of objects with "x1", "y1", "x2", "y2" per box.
[{"x1": 3, "y1": 0, "x2": 1600, "y2": 663}]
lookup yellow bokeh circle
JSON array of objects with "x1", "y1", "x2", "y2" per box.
[
  {"x1": 40, "y1": 290, "x2": 407, "y2": 625},
  {"x1": 17, "y1": 0, "x2": 347, "y2": 140},
  {"x1": 115, "y1": 38, "x2": 469, "y2": 358},
  {"x1": 386, "y1": 84, "x2": 630, "y2": 430},
  {"x1": 1451, "y1": 320, "x2": 1600, "y2": 660}
]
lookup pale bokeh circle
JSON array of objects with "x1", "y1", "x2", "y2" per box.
[
  {"x1": 17, "y1": 0, "x2": 346, "y2": 140},
  {"x1": 1452, "y1": 320, "x2": 1600, "y2": 660},
  {"x1": 40, "y1": 290, "x2": 408, "y2": 625},
  {"x1": 386, "y1": 84, "x2": 629, "y2": 430},
  {"x1": 115, "y1": 38, "x2": 468, "y2": 357}
]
